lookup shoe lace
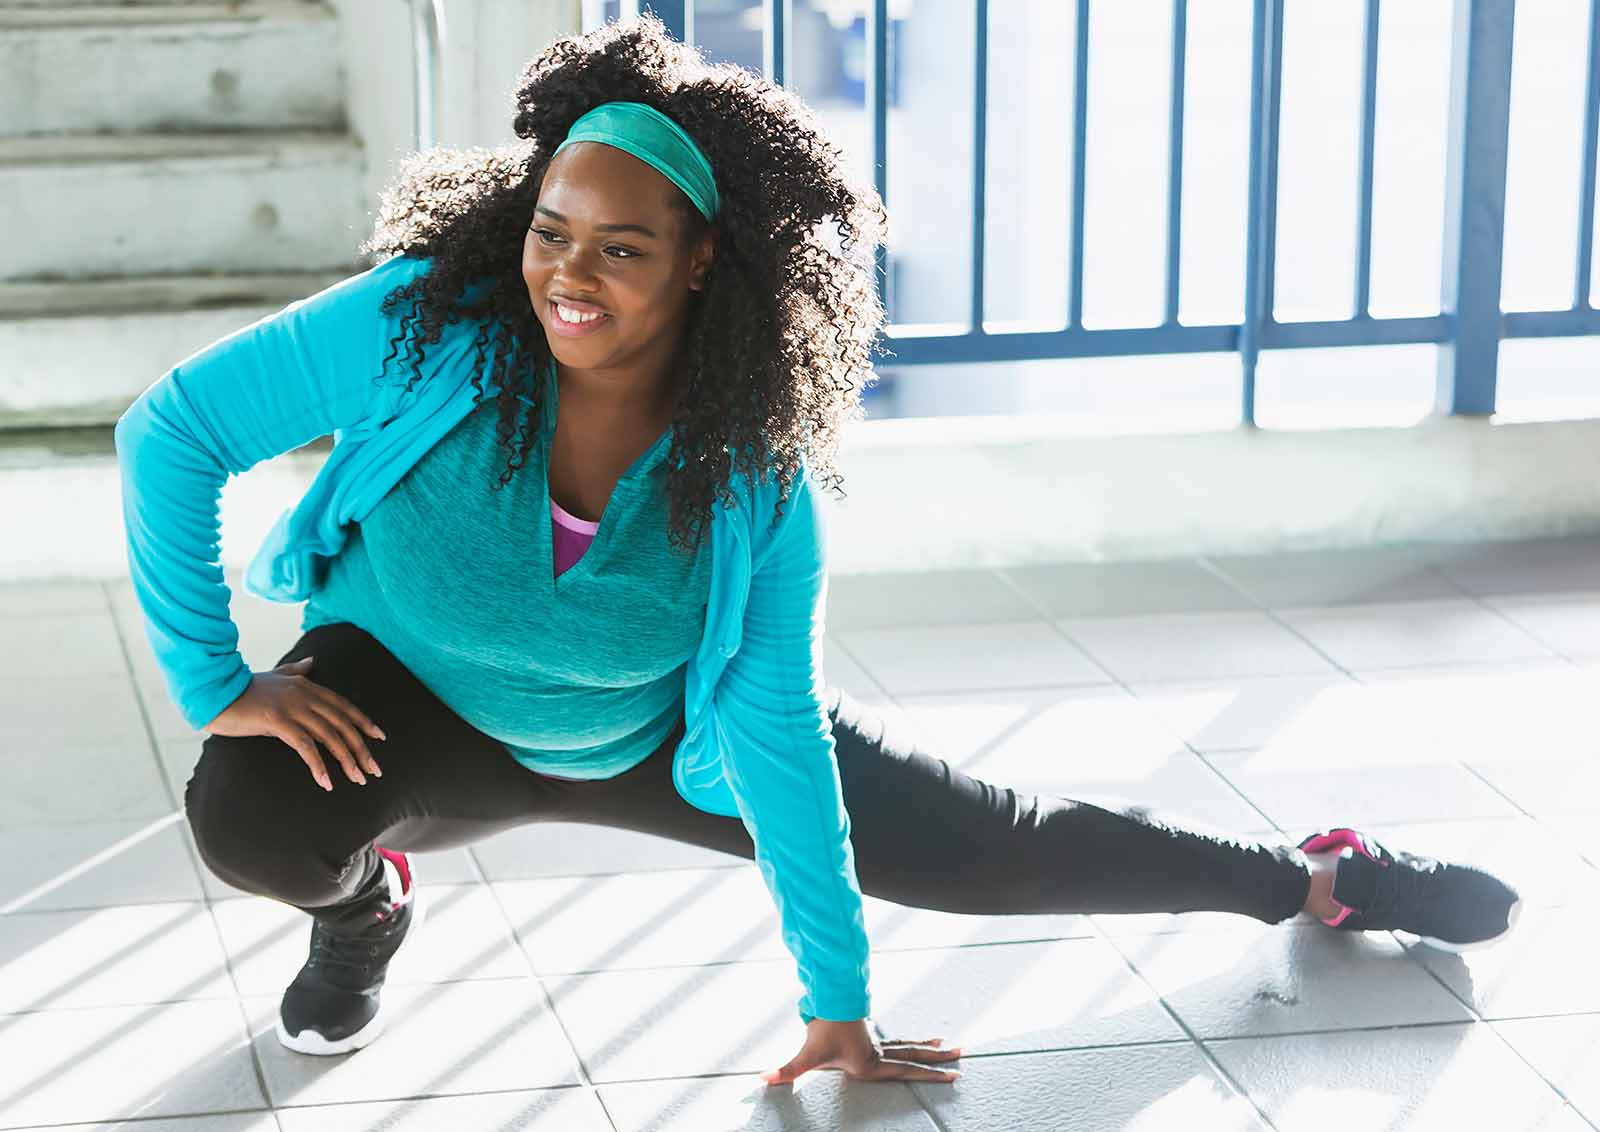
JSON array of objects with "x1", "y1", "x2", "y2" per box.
[
  {"x1": 306, "y1": 909, "x2": 399, "y2": 976},
  {"x1": 1386, "y1": 850, "x2": 1445, "y2": 927}
]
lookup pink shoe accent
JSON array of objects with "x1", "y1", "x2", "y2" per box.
[
  {"x1": 1301, "y1": 828, "x2": 1377, "y2": 927},
  {"x1": 1300, "y1": 827, "x2": 1377, "y2": 861},
  {"x1": 373, "y1": 846, "x2": 413, "y2": 915}
]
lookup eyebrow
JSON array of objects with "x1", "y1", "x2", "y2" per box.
[{"x1": 535, "y1": 206, "x2": 658, "y2": 239}]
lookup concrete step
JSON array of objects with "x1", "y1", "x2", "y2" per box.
[
  {"x1": 1, "y1": 3, "x2": 344, "y2": 137},
  {"x1": 0, "y1": 131, "x2": 369, "y2": 280},
  {"x1": 0, "y1": 426, "x2": 327, "y2": 583},
  {"x1": 0, "y1": 269, "x2": 357, "y2": 428}
]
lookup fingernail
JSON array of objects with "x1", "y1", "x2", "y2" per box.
[
  {"x1": 371, "y1": 766, "x2": 383, "y2": 778},
  {"x1": 318, "y1": 774, "x2": 332, "y2": 791},
  {"x1": 373, "y1": 728, "x2": 387, "y2": 741}
]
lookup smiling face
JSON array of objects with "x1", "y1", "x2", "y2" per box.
[{"x1": 522, "y1": 141, "x2": 715, "y2": 397}]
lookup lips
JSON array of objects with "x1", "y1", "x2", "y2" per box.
[
  {"x1": 549, "y1": 295, "x2": 608, "y2": 316},
  {"x1": 547, "y1": 298, "x2": 612, "y2": 336}
]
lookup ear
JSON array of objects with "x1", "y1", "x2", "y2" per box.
[{"x1": 688, "y1": 232, "x2": 716, "y2": 292}]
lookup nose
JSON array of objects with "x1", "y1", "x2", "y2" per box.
[{"x1": 551, "y1": 241, "x2": 603, "y2": 295}]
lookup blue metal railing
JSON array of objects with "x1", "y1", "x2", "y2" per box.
[{"x1": 608, "y1": 0, "x2": 1600, "y2": 423}]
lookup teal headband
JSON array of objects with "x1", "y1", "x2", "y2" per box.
[{"x1": 552, "y1": 101, "x2": 720, "y2": 222}]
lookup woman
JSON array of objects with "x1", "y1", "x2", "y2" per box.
[{"x1": 114, "y1": 16, "x2": 1520, "y2": 1087}]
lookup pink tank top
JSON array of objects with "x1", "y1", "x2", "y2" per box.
[{"x1": 550, "y1": 497, "x2": 599, "y2": 576}]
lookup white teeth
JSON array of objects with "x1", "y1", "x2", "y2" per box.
[{"x1": 555, "y1": 302, "x2": 605, "y2": 324}]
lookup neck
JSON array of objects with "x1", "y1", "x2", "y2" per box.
[{"x1": 555, "y1": 361, "x2": 675, "y2": 429}]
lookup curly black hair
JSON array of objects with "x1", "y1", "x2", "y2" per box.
[{"x1": 358, "y1": 13, "x2": 889, "y2": 556}]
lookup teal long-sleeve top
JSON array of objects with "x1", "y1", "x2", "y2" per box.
[
  {"x1": 301, "y1": 365, "x2": 713, "y2": 780},
  {"x1": 112, "y1": 252, "x2": 872, "y2": 1024}
]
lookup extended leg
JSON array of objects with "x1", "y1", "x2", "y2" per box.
[
  {"x1": 558, "y1": 685, "x2": 1314, "y2": 925},
  {"x1": 820, "y1": 688, "x2": 1313, "y2": 924}
]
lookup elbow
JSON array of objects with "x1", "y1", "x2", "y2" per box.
[
  {"x1": 113, "y1": 401, "x2": 145, "y2": 460},
  {"x1": 112, "y1": 407, "x2": 133, "y2": 458},
  {"x1": 113, "y1": 381, "x2": 165, "y2": 458}
]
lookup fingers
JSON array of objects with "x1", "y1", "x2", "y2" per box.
[
  {"x1": 763, "y1": 1040, "x2": 962, "y2": 1088},
  {"x1": 303, "y1": 695, "x2": 384, "y2": 779},
  {"x1": 874, "y1": 1057, "x2": 961, "y2": 1083},
  {"x1": 305, "y1": 683, "x2": 388, "y2": 745},
  {"x1": 883, "y1": 1036, "x2": 953, "y2": 1061},
  {"x1": 279, "y1": 722, "x2": 334, "y2": 792},
  {"x1": 760, "y1": 1057, "x2": 810, "y2": 1086},
  {"x1": 878, "y1": 1037, "x2": 963, "y2": 1081},
  {"x1": 289, "y1": 710, "x2": 369, "y2": 786}
]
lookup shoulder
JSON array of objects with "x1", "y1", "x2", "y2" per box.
[
  {"x1": 363, "y1": 252, "x2": 435, "y2": 297},
  {"x1": 278, "y1": 253, "x2": 435, "y2": 329},
  {"x1": 747, "y1": 455, "x2": 828, "y2": 570}
]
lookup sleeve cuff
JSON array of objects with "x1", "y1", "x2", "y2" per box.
[
  {"x1": 178, "y1": 663, "x2": 254, "y2": 733},
  {"x1": 798, "y1": 984, "x2": 871, "y2": 1026}
]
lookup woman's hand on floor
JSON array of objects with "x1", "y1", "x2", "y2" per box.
[{"x1": 760, "y1": 1018, "x2": 962, "y2": 1086}]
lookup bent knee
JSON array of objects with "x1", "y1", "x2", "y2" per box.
[
  {"x1": 185, "y1": 736, "x2": 330, "y2": 900},
  {"x1": 185, "y1": 739, "x2": 258, "y2": 869}
]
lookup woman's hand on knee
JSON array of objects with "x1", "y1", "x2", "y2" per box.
[
  {"x1": 760, "y1": 1018, "x2": 962, "y2": 1087},
  {"x1": 203, "y1": 655, "x2": 388, "y2": 791}
]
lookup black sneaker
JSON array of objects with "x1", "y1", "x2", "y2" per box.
[
  {"x1": 1297, "y1": 827, "x2": 1522, "y2": 952},
  {"x1": 275, "y1": 847, "x2": 423, "y2": 1055}
]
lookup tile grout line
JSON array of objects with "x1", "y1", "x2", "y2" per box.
[
  {"x1": 462, "y1": 844, "x2": 622, "y2": 1131},
  {"x1": 1445, "y1": 748, "x2": 1600, "y2": 883},
  {"x1": 988, "y1": 564, "x2": 1142, "y2": 688},
  {"x1": 1389, "y1": 933, "x2": 1600, "y2": 1132},
  {"x1": 1128, "y1": 559, "x2": 1588, "y2": 840},
  {"x1": 1183, "y1": 560, "x2": 1600, "y2": 1125},
  {"x1": 994, "y1": 558, "x2": 1597, "y2": 1124},
  {"x1": 1254, "y1": 545, "x2": 1600, "y2": 1118},
  {"x1": 1187, "y1": 749, "x2": 1290, "y2": 838},
  {"x1": 1453, "y1": 581, "x2": 1593, "y2": 668},
  {"x1": 823, "y1": 631, "x2": 896, "y2": 702},
  {"x1": 902, "y1": 1076, "x2": 956, "y2": 1132},
  {"x1": 99, "y1": 578, "x2": 283, "y2": 1128},
  {"x1": 993, "y1": 563, "x2": 1291, "y2": 837},
  {"x1": 1084, "y1": 915, "x2": 1286, "y2": 1132},
  {"x1": 1208, "y1": 551, "x2": 1581, "y2": 680},
  {"x1": 1191, "y1": 554, "x2": 1363, "y2": 681},
  {"x1": 876, "y1": 554, "x2": 1279, "y2": 1125},
  {"x1": 256, "y1": 1082, "x2": 619, "y2": 1122},
  {"x1": 5, "y1": 1106, "x2": 287, "y2": 1131},
  {"x1": 1273, "y1": 588, "x2": 1600, "y2": 882}
]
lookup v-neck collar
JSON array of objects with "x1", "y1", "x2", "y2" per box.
[
  {"x1": 539, "y1": 360, "x2": 675, "y2": 593},
  {"x1": 540, "y1": 359, "x2": 674, "y2": 477}
]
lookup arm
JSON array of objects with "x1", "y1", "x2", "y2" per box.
[
  {"x1": 714, "y1": 461, "x2": 872, "y2": 1024},
  {"x1": 113, "y1": 253, "x2": 432, "y2": 732}
]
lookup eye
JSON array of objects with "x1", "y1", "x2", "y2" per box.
[{"x1": 531, "y1": 228, "x2": 638, "y2": 259}]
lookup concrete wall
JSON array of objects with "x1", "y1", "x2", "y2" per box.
[
  {"x1": 826, "y1": 414, "x2": 1600, "y2": 573},
  {"x1": 324, "y1": 0, "x2": 580, "y2": 222}
]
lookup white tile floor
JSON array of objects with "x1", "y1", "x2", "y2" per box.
[{"x1": 3, "y1": 537, "x2": 1600, "y2": 1130}]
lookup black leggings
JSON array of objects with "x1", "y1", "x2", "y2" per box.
[{"x1": 185, "y1": 621, "x2": 1313, "y2": 937}]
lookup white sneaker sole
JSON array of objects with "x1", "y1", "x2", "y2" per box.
[
  {"x1": 274, "y1": 859, "x2": 426, "y2": 1056},
  {"x1": 1406, "y1": 896, "x2": 1523, "y2": 954}
]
